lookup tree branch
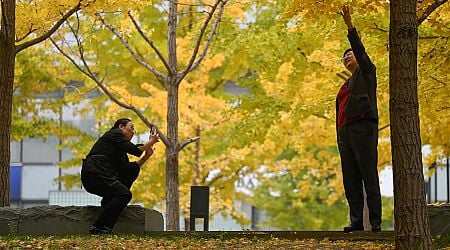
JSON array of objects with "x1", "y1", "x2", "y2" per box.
[
  {"x1": 97, "y1": 13, "x2": 168, "y2": 84},
  {"x1": 419, "y1": 35, "x2": 449, "y2": 39},
  {"x1": 371, "y1": 22, "x2": 388, "y2": 33},
  {"x1": 379, "y1": 124, "x2": 390, "y2": 131},
  {"x1": 417, "y1": 0, "x2": 449, "y2": 26},
  {"x1": 127, "y1": 11, "x2": 171, "y2": 72},
  {"x1": 179, "y1": 136, "x2": 200, "y2": 151},
  {"x1": 187, "y1": 1, "x2": 226, "y2": 73},
  {"x1": 179, "y1": 0, "x2": 227, "y2": 80},
  {"x1": 50, "y1": 22, "x2": 170, "y2": 146},
  {"x1": 205, "y1": 165, "x2": 244, "y2": 186},
  {"x1": 312, "y1": 113, "x2": 331, "y2": 120},
  {"x1": 15, "y1": 25, "x2": 38, "y2": 42},
  {"x1": 15, "y1": 2, "x2": 81, "y2": 53}
]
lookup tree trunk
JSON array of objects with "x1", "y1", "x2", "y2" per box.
[
  {"x1": 0, "y1": 0, "x2": 16, "y2": 207},
  {"x1": 166, "y1": 80, "x2": 180, "y2": 231},
  {"x1": 389, "y1": 0, "x2": 432, "y2": 248},
  {"x1": 165, "y1": 0, "x2": 180, "y2": 231}
]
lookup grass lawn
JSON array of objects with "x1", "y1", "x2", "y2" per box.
[
  {"x1": 0, "y1": 233, "x2": 448, "y2": 249},
  {"x1": 0, "y1": 235, "x2": 394, "y2": 249}
]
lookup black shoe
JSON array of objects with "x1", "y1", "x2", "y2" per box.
[
  {"x1": 371, "y1": 226, "x2": 381, "y2": 233},
  {"x1": 343, "y1": 224, "x2": 364, "y2": 233},
  {"x1": 89, "y1": 225, "x2": 112, "y2": 235}
]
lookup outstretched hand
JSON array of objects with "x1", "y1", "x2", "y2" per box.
[{"x1": 342, "y1": 5, "x2": 353, "y2": 30}]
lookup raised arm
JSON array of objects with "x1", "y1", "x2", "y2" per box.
[
  {"x1": 136, "y1": 131, "x2": 159, "y2": 166},
  {"x1": 342, "y1": 5, "x2": 376, "y2": 74}
]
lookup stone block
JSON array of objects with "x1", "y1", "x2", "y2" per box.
[
  {"x1": 0, "y1": 207, "x2": 20, "y2": 234},
  {"x1": 0, "y1": 205, "x2": 163, "y2": 235},
  {"x1": 428, "y1": 204, "x2": 450, "y2": 235}
]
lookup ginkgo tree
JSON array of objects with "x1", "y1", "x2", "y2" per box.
[
  {"x1": 49, "y1": 0, "x2": 236, "y2": 230},
  {"x1": 0, "y1": 0, "x2": 85, "y2": 207},
  {"x1": 210, "y1": 0, "x2": 448, "y2": 247}
]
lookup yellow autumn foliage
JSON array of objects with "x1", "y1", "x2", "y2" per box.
[{"x1": 13, "y1": 0, "x2": 446, "y2": 230}]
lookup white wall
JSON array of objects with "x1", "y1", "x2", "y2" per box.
[{"x1": 21, "y1": 165, "x2": 59, "y2": 200}]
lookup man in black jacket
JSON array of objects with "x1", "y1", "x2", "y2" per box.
[
  {"x1": 81, "y1": 118, "x2": 159, "y2": 234},
  {"x1": 336, "y1": 5, "x2": 382, "y2": 233}
]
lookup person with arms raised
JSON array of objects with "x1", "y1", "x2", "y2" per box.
[{"x1": 336, "y1": 5, "x2": 382, "y2": 233}]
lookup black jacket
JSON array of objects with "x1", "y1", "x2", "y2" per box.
[
  {"x1": 81, "y1": 128, "x2": 143, "y2": 185},
  {"x1": 337, "y1": 28, "x2": 378, "y2": 123}
]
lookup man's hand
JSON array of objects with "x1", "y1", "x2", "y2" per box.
[
  {"x1": 342, "y1": 5, "x2": 353, "y2": 30},
  {"x1": 148, "y1": 125, "x2": 160, "y2": 145},
  {"x1": 149, "y1": 133, "x2": 160, "y2": 145}
]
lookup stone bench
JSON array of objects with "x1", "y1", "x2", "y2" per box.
[
  {"x1": 428, "y1": 204, "x2": 450, "y2": 235},
  {"x1": 0, "y1": 205, "x2": 163, "y2": 235}
]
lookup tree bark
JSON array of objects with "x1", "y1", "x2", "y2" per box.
[
  {"x1": 389, "y1": 0, "x2": 432, "y2": 248},
  {"x1": 166, "y1": 80, "x2": 180, "y2": 231},
  {"x1": 0, "y1": 0, "x2": 16, "y2": 207}
]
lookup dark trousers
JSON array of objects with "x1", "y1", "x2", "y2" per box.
[
  {"x1": 338, "y1": 119, "x2": 382, "y2": 227},
  {"x1": 81, "y1": 163, "x2": 140, "y2": 229}
]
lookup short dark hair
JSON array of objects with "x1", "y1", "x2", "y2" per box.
[
  {"x1": 343, "y1": 48, "x2": 352, "y2": 58},
  {"x1": 112, "y1": 118, "x2": 131, "y2": 129}
]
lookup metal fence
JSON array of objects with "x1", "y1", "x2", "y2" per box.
[
  {"x1": 426, "y1": 157, "x2": 450, "y2": 204},
  {"x1": 49, "y1": 190, "x2": 101, "y2": 206}
]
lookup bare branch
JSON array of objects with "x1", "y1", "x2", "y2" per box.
[
  {"x1": 186, "y1": 2, "x2": 226, "y2": 73},
  {"x1": 371, "y1": 22, "x2": 388, "y2": 33},
  {"x1": 15, "y1": 25, "x2": 38, "y2": 42},
  {"x1": 50, "y1": 37, "x2": 90, "y2": 76},
  {"x1": 428, "y1": 74, "x2": 447, "y2": 86},
  {"x1": 179, "y1": 136, "x2": 200, "y2": 151},
  {"x1": 97, "y1": 13, "x2": 168, "y2": 84},
  {"x1": 379, "y1": 124, "x2": 390, "y2": 131},
  {"x1": 417, "y1": 0, "x2": 449, "y2": 26},
  {"x1": 436, "y1": 106, "x2": 450, "y2": 111},
  {"x1": 205, "y1": 173, "x2": 224, "y2": 186},
  {"x1": 312, "y1": 113, "x2": 331, "y2": 120},
  {"x1": 167, "y1": 0, "x2": 178, "y2": 76},
  {"x1": 16, "y1": 1, "x2": 81, "y2": 53},
  {"x1": 50, "y1": 22, "x2": 170, "y2": 146},
  {"x1": 419, "y1": 35, "x2": 449, "y2": 39},
  {"x1": 205, "y1": 165, "x2": 244, "y2": 186},
  {"x1": 179, "y1": 0, "x2": 227, "y2": 79},
  {"x1": 127, "y1": 11, "x2": 170, "y2": 72}
]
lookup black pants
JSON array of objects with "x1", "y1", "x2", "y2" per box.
[
  {"x1": 338, "y1": 119, "x2": 382, "y2": 228},
  {"x1": 81, "y1": 163, "x2": 140, "y2": 229}
]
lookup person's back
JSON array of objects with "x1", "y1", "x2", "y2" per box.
[{"x1": 83, "y1": 128, "x2": 136, "y2": 177}]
